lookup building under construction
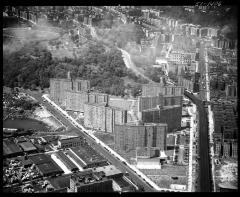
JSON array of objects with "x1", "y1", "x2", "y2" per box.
[{"x1": 114, "y1": 123, "x2": 167, "y2": 152}]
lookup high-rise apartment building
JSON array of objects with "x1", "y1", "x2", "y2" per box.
[
  {"x1": 50, "y1": 77, "x2": 90, "y2": 106},
  {"x1": 114, "y1": 123, "x2": 167, "y2": 152},
  {"x1": 84, "y1": 103, "x2": 128, "y2": 133}
]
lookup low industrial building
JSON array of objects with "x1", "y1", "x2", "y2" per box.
[
  {"x1": 18, "y1": 141, "x2": 38, "y2": 154},
  {"x1": 55, "y1": 151, "x2": 79, "y2": 172},
  {"x1": 136, "y1": 157, "x2": 161, "y2": 169},
  {"x1": 65, "y1": 150, "x2": 87, "y2": 169},
  {"x1": 68, "y1": 170, "x2": 114, "y2": 192},
  {"x1": 70, "y1": 147, "x2": 108, "y2": 169},
  {"x1": 3, "y1": 138, "x2": 23, "y2": 158},
  {"x1": 93, "y1": 165, "x2": 123, "y2": 179},
  {"x1": 57, "y1": 136, "x2": 86, "y2": 149},
  {"x1": 29, "y1": 153, "x2": 64, "y2": 177}
]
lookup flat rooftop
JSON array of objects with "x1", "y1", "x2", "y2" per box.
[
  {"x1": 71, "y1": 146, "x2": 107, "y2": 166},
  {"x1": 18, "y1": 141, "x2": 37, "y2": 152},
  {"x1": 3, "y1": 139, "x2": 23, "y2": 156},
  {"x1": 93, "y1": 165, "x2": 122, "y2": 177}
]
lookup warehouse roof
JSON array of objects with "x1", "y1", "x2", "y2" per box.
[
  {"x1": 71, "y1": 147, "x2": 106, "y2": 165},
  {"x1": 37, "y1": 162, "x2": 64, "y2": 176},
  {"x1": 18, "y1": 141, "x2": 37, "y2": 152},
  {"x1": 48, "y1": 175, "x2": 71, "y2": 190},
  {"x1": 29, "y1": 153, "x2": 52, "y2": 165},
  {"x1": 93, "y1": 165, "x2": 122, "y2": 177},
  {"x1": 3, "y1": 139, "x2": 23, "y2": 156}
]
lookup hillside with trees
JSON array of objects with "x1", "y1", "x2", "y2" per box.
[{"x1": 3, "y1": 40, "x2": 146, "y2": 97}]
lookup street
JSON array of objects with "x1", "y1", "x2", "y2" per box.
[{"x1": 184, "y1": 91, "x2": 211, "y2": 192}]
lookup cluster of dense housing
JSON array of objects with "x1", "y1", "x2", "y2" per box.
[{"x1": 50, "y1": 74, "x2": 184, "y2": 156}]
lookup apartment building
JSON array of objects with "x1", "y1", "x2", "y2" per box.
[
  {"x1": 66, "y1": 90, "x2": 108, "y2": 112},
  {"x1": 139, "y1": 94, "x2": 182, "y2": 112},
  {"x1": 84, "y1": 103, "x2": 128, "y2": 133},
  {"x1": 142, "y1": 82, "x2": 184, "y2": 97},
  {"x1": 50, "y1": 77, "x2": 90, "y2": 106},
  {"x1": 114, "y1": 123, "x2": 167, "y2": 152},
  {"x1": 141, "y1": 105, "x2": 182, "y2": 133}
]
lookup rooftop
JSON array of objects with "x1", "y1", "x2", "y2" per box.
[
  {"x1": 37, "y1": 162, "x2": 64, "y2": 176},
  {"x1": 29, "y1": 153, "x2": 52, "y2": 165},
  {"x1": 3, "y1": 139, "x2": 23, "y2": 156},
  {"x1": 70, "y1": 170, "x2": 106, "y2": 185},
  {"x1": 18, "y1": 141, "x2": 37, "y2": 152},
  {"x1": 71, "y1": 146, "x2": 107, "y2": 166},
  {"x1": 93, "y1": 165, "x2": 122, "y2": 177}
]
